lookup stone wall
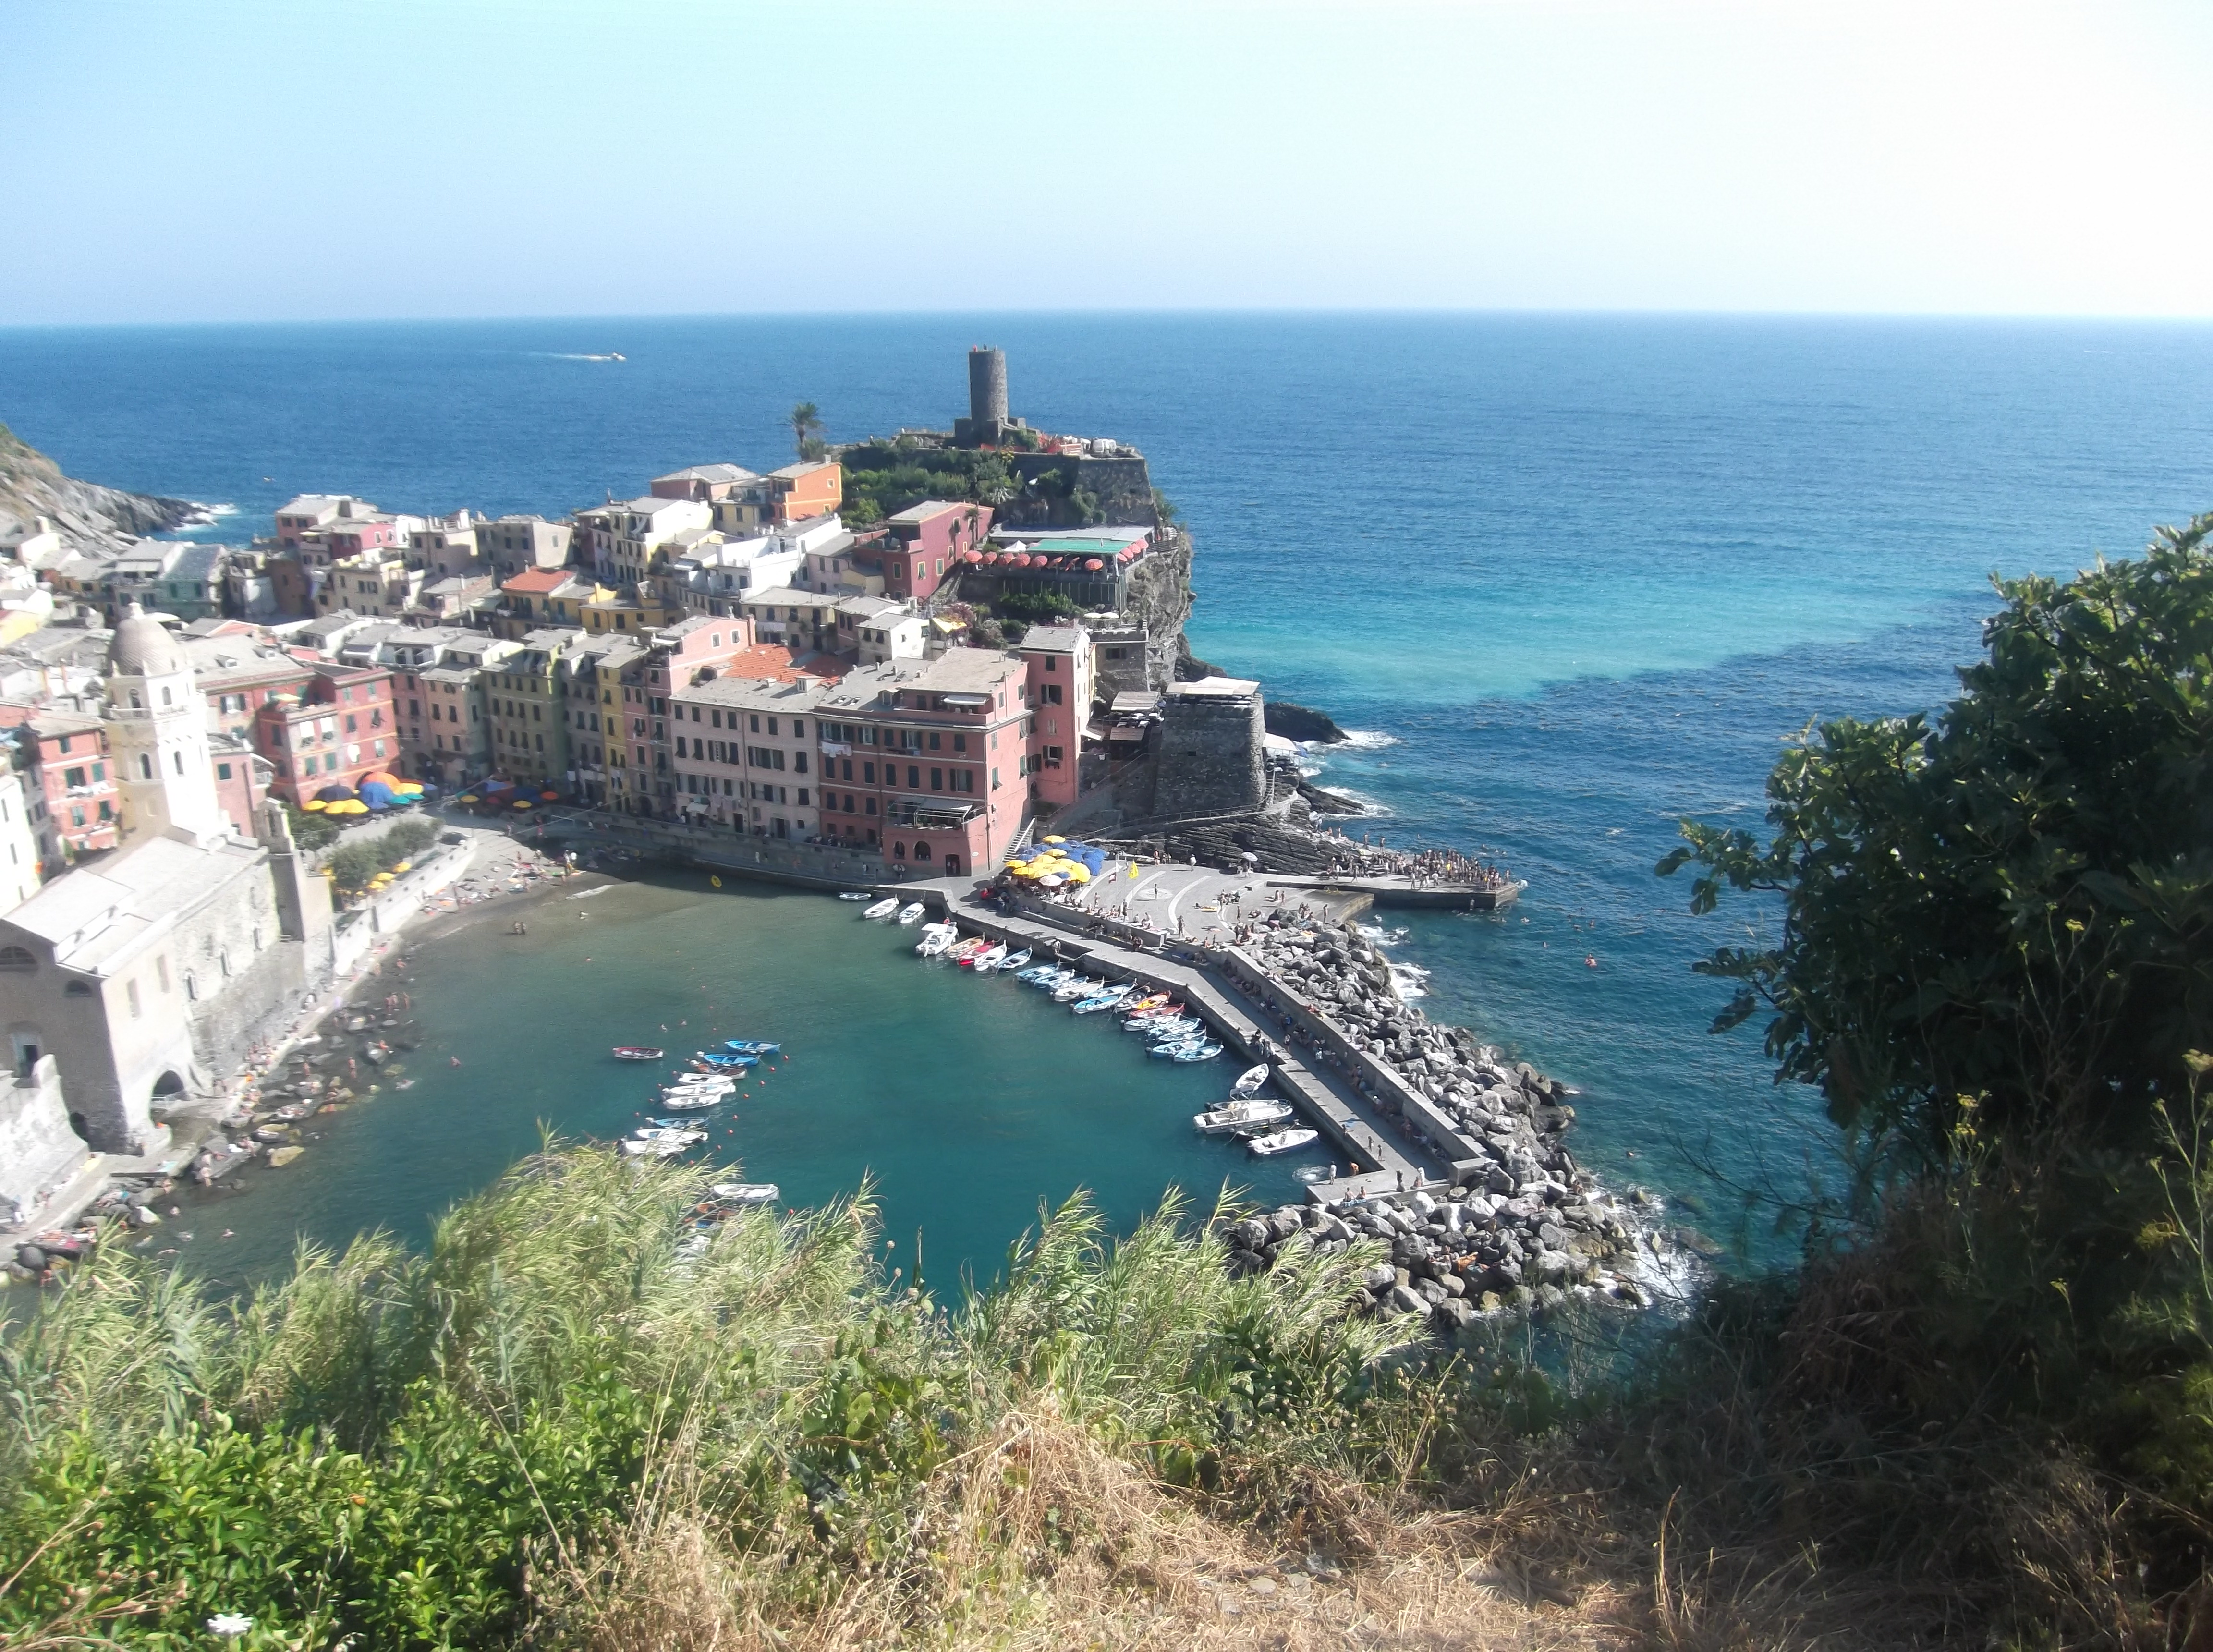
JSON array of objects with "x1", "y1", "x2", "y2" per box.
[
  {"x1": 1153, "y1": 685, "x2": 1266, "y2": 823},
  {"x1": 0, "y1": 1056, "x2": 88, "y2": 1225}
]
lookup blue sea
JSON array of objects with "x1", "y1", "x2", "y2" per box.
[{"x1": 4, "y1": 314, "x2": 2211, "y2": 1271}]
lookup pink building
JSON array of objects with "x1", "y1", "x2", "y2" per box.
[
  {"x1": 879, "y1": 501, "x2": 991, "y2": 603},
  {"x1": 1015, "y1": 625, "x2": 1094, "y2": 810},
  {"x1": 812, "y1": 647, "x2": 1031, "y2": 878}
]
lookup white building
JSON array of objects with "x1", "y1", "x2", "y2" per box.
[
  {"x1": 0, "y1": 770, "x2": 43, "y2": 917},
  {"x1": 576, "y1": 496, "x2": 712, "y2": 585}
]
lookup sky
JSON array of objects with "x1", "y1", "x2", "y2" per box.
[{"x1": 4, "y1": 0, "x2": 2212, "y2": 324}]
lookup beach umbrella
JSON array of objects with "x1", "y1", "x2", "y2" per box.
[
  {"x1": 458, "y1": 794, "x2": 479, "y2": 804},
  {"x1": 315, "y1": 784, "x2": 356, "y2": 803},
  {"x1": 541, "y1": 790, "x2": 559, "y2": 801},
  {"x1": 1043, "y1": 835, "x2": 1066, "y2": 844},
  {"x1": 513, "y1": 801, "x2": 533, "y2": 810},
  {"x1": 1084, "y1": 558, "x2": 1104, "y2": 570},
  {"x1": 1037, "y1": 873, "x2": 1065, "y2": 887},
  {"x1": 360, "y1": 781, "x2": 395, "y2": 808},
  {"x1": 1065, "y1": 864, "x2": 1091, "y2": 883},
  {"x1": 338, "y1": 799, "x2": 371, "y2": 815},
  {"x1": 363, "y1": 770, "x2": 401, "y2": 787},
  {"x1": 300, "y1": 799, "x2": 327, "y2": 811},
  {"x1": 391, "y1": 862, "x2": 412, "y2": 874}
]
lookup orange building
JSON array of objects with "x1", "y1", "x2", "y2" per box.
[{"x1": 767, "y1": 461, "x2": 841, "y2": 524}]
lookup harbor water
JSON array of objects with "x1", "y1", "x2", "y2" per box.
[{"x1": 181, "y1": 875, "x2": 1314, "y2": 1291}]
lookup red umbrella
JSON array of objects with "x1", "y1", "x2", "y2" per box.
[
  {"x1": 982, "y1": 551, "x2": 1000, "y2": 565},
  {"x1": 1084, "y1": 557, "x2": 1104, "y2": 570},
  {"x1": 962, "y1": 548, "x2": 981, "y2": 563}
]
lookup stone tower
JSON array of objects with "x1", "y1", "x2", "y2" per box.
[
  {"x1": 967, "y1": 346, "x2": 1008, "y2": 441},
  {"x1": 106, "y1": 602, "x2": 226, "y2": 844}
]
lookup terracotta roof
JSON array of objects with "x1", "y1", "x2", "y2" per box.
[{"x1": 501, "y1": 569, "x2": 571, "y2": 594}]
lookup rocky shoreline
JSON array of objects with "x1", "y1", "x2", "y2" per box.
[{"x1": 1220, "y1": 921, "x2": 1681, "y2": 1328}]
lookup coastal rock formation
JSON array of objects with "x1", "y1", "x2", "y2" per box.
[
  {"x1": 1119, "y1": 523, "x2": 1195, "y2": 689},
  {"x1": 1265, "y1": 700, "x2": 1349, "y2": 744},
  {"x1": 0, "y1": 422, "x2": 195, "y2": 554}
]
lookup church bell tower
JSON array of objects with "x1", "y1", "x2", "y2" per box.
[{"x1": 105, "y1": 602, "x2": 225, "y2": 844}]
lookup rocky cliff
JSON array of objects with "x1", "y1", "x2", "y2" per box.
[{"x1": 0, "y1": 423, "x2": 195, "y2": 553}]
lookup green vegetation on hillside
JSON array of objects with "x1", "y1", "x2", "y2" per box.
[
  {"x1": 833, "y1": 439, "x2": 1103, "y2": 529},
  {"x1": 1654, "y1": 511, "x2": 2213, "y2": 1642},
  {"x1": 0, "y1": 1153, "x2": 1432, "y2": 1649}
]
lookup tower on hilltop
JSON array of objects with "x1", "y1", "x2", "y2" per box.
[
  {"x1": 956, "y1": 346, "x2": 1022, "y2": 447},
  {"x1": 105, "y1": 602, "x2": 225, "y2": 844}
]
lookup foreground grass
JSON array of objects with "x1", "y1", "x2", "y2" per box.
[{"x1": 0, "y1": 1144, "x2": 2162, "y2": 1650}]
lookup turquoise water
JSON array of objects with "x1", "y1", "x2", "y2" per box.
[
  {"x1": 8, "y1": 314, "x2": 2212, "y2": 1267},
  {"x1": 179, "y1": 875, "x2": 1308, "y2": 1290}
]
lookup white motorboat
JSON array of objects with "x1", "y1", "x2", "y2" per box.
[
  {"x1": 1170, "y1": 1042, "x2": 1225, "y2": 1063},
  {"x1": 1071, "y1": 984, "x2": 1134, "y2": 1014},
  {"x1": 839, "y1": 891, "x2": 871, "y2": 901},
  {"x1": 658, "y1": 1091, "x2": 723, "y2": 1111},
  {"x1": 1194, "y1": 1098, "x2": 1295, "y2": 1134},
  {"x1": 1230, "y1": 1064, "x2": 1270, "y2": 1098},
  {"x1": 1142, "y1": 1018, "x2": 1203, "y2": 1042},
  {"x1": 862, "y1": 897, "x2": 900, "y2": 920},
  {"x1": 1052, "y1": 976, "x2": 1104, "y2": 1003},
  {"x1": 709, "y1": 1181, "x2": 780, "y2": 1205},
  {"x1": 963, "y1": 943, "x2": 1008, "y2": 972},
  {"x1": 916, "y1": 923, "x2": 958, "y2": 957},
  {"x1": 896, "y1": 902, "x2": 927, "y2": 925},
  {"x1": 622, "y1": 1137, "x2": 693, "y2": 1157},
  {"x1": 1246, "y1": 1127, "x2": 1320, "y2": 1157},
  {"x1": 632, "y1": 1125, "x2": 707, "y2": 1143}
]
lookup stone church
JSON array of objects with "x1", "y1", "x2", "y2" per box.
[{"x1": 0, "y1": 606, "x2": 334, "y2": 1194}]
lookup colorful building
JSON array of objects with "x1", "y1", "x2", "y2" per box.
[
  {"x1": 1015, "y1": 626, "x2": 1094, "y2": 810},
  {"x1": 484, "y1": 628, "x2": 583, "y2": 790},
  {"x1": 251, "y1": 663, "x2": 400, "y2": 806},
  {"x1": 879, "y1": 501, "x2": 991, "y2": 602},
  {"x1": 766, "y1": 460, "x2": 842, "y2": 524}
]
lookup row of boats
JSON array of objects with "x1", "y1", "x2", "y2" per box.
[
  {"x1": 863, "y1": 897, "x2": 928, "y2": 924},
  {"x1": 609, "y1": 1042, "x2": 779, "y2": 1204},
  {"x1": 903, "y1": 918, "x2": 1322, "y2": 1157}
]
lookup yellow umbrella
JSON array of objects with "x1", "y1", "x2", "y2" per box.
[
  {"x1": 458, "y1": 794, "x2": 479, "y2": 803},
  {"x1": 512, "y1": 801, "x2": 532, "y2": 810},
  {"x1": 1043, "y1": 835, "x2": 1066, "y2": 844},
  {"x1": 1002, "y1": 858, "x2": 1025, "y2": 869},
  {"x1": 300, "y1": 798, "x2": 326, "y2": 811},
  {"x1": 1065, "y1": 864, "x2": 1092, "y2": 883},
  {"x1": 391, "y1": 862, "x2": 412, "y2": 874}
]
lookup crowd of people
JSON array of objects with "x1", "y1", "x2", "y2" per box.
[{"x1": 1321, "y1": 838, "x2": 1516, "y2": 890}]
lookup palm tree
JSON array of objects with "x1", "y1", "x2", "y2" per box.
[{"x1": 789, "y1": 402, "x2": 823, "y2": 457}]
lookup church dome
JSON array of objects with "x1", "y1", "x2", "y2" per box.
[{"x1": 108, "y1": 602, "x2": 187, "y2": 678}]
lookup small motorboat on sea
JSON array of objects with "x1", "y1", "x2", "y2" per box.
[
  {"x1": 723, "y1": 1040, "x2": 781, "y2": 1056},
  {"x1": 1230, "y1": 1064, "x2": 1270, "y2": 1097},
  {"x1": 659, "y1": 1091, "x2": 721, "y2": 1111},
  {"x1": 962, "y1": 943, "x2": 1008, "y2": 972},
  {"x1": 1246, "y1": 1127, "x2": 1320, "y2": 1157},
  {"x1": 622, "y1": 1137, "x2": 693, "y2": 1157},
  {"x1": 1051, "y1": 975, "x2": 1104, "y2": 1003},
  {"x1": 632, "y1": 1125, "x2": 707, "y2": 1142},
  {"x1": 1195, "y1": 1098, "x2": 1295, "y2": 1134},
  {"x1": 693, "y1": 1051, "x2": 758, "y2": 1069},
  {"x1": 896, "y1": 902, "x2": 927, "y2": 925},
  {"x1": 863, "y1": 897, "x2": 900, "y2": 920},
  {"x1": 1071, "y1": 984, "x2": 1134, "y2": 1015},
  {"x1": 709, "y1": 1181, "x2": 779, "y2": 1205},
  {"x1": 612, "y1": 1046, "x2": 665, "y2": 1061},
  {"x1": 1170, "y1": 1042, "x2": 1225, "y2": 1063},
  {"x1": 948, "y1": 936, "x2": 990, "y2": 963},
  {"x1": 1140, "y1": 1017, "x2": 1203, "y2": 1042},
  {"x1": 916, "y1": 923, "x2": 958, "y2": 957},
  {"x1": 997, "y1": 948, "x2": 1032, "y2": 972},
  {"x1": 839, "y1": 892, "x2": 871, "y2": 901}
]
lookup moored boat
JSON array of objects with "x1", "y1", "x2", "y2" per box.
[
  {"x1": 896, "y1": 902, "x2": 927, "y2": 925},
  {"x1": 916, "y1": 923, "x2": 958, "y2": 957},
  {"x1": 658, "y1": 1091, "x2": 721, "y2": 1111},
  {"x1": 863, "y1": 897, "x2": 900, "y2": 920},
  {"x1": 1071, "y1": 984, "x2": 1134, "y2": 1014},
  {"x1": 1195, "y1": 1098, "x2": 1295, "y2": 1134},
  {"x1": 997, "y1": 948, "x2": 1032, "y2": 972},
  {"x1": 723, "y1": 1040, "x2": 781, "y2": 1056},
  {"x1": 839, "y1": 891, "x2": 871, "y2": 901},
  {"x1": 709, "y1": 1181, "x2": 779, "y2": 1205},
  {"x1": 1245, "y1": 1127, "x2": 1319, "y2": 1157},
  {"x1": 1230, "y1": 1064, "x2": 1270, "y2": 1097},
  {"x1": 1170, "y1": 1042, "x2": 1225, "y2": 1063},
  {"x1": 1051, "y1": 976, "x2": 1104, "y2": 1002},
  {"x1": 693, "y1": 1051, "x2": 758, "y2": 1069},
  {"x1": 963, "y1": 943, "x2": 1008, "y2": 971},
  {"x1": 612, "y1": 1045, "x2": 665, "y2": 1061},
  {"x1": 622, "y1": 1137, "x2": 692, "y2": 1157}
]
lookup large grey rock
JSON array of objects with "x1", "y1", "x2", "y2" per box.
[{"x1": 1386, "y1": 1283, "x2": 1428, "y2": 1316}]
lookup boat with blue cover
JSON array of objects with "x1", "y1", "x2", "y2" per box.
[{"x1": 723, "y1": 1040, "x2": 781, "y2": 1056}]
